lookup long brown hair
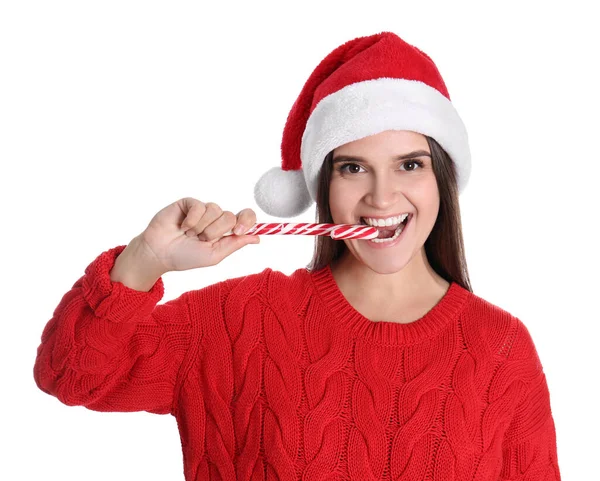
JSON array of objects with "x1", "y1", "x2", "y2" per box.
[{"x1": 305, "y1": 135, "x2": 473, "y2": 293}]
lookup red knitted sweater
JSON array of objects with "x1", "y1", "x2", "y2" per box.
[{"x1": 33, "y1": 245, "x2": 561, "y2": 480}]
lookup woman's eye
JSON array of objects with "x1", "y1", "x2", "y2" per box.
[
  {"x1": 339, "y1": 163, "x2": 364, "y2": 174},
  {"x1": 401, "y1": 160, "x2": 424, "y2": 171}
]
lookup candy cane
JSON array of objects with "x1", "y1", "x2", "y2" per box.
[{"x1": 238, "y1": 223, "x2": 379, "y2": 240}]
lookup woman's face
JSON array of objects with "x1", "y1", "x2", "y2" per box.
[{"x1": 329, "y1": 130, "x2": 440, "y2": 274}]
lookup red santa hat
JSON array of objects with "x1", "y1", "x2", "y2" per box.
[{"x1": 254, "y1": 31, "x2": 471, "y2": 218}]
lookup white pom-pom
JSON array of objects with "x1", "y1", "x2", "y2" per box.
[{"x1": 253, "y1": 167, "x2": 314, "y2": 218}]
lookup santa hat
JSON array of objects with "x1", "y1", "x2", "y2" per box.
[{"x1": 254, "y1": 31, "x2": 471, "y2": 218}]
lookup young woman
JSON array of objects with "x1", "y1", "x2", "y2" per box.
[{"x1": 34, "y1": 32, "x2": 561, "y2": 480}]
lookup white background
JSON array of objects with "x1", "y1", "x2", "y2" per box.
[{"x1": 2, "y1": 0, "x2": 597, "y2": 479}]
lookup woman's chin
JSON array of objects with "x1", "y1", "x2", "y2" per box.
[{"x1": 354, "y1": 254, "x2": 412, "y2": 275}]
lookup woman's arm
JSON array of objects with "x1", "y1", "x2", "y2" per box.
[
  {"x1": 499, "y1": 321, "x2": 561, "y2": 480},
  {"x1": 33, "y1": 245, "x2": 193, "y2": 415}
]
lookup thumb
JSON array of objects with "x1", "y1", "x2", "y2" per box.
[{"x1": 212, "y1": 234, "x2": 260, "y2": 261}]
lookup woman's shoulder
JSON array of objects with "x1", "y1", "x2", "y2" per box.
[
  {"x1": 462, "y1": 288, "x2": 516, "y2": 321},
  {"x1": 461, "y1": 288, "x2": 540, "y2": 363}
]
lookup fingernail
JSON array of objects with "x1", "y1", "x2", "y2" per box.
[{"x1": 234, "y1": 224, "x2": 245, "y2": 235}]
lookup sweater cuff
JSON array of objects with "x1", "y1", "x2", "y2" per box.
[{"x1": 82, "y1": 245, "x2": 165, "y2": 323}]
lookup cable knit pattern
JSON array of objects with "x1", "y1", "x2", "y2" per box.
[{"x1": 33, "y1": 245, "x2": 561, "y2": 480}]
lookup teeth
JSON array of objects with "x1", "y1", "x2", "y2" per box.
[{"x1": 362, "y1": 213, "x2": 408, "y2": 227}]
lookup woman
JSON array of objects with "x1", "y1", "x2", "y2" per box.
[{"x1": 34, "y1": 32, "x2": 561, "y2": 480}]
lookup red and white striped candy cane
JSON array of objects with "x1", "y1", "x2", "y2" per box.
[{"x1": 241, "y1": 223, "x2": 379, "y2": 240}]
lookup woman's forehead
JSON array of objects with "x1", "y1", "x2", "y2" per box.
[{"x1": 333, "y1": 130, "x2": 430, "y2": 157}]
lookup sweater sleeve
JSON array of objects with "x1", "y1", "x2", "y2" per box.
[
  {"x1": 33, "y1": 245, "x2": 192, "y2": 416},
  {"x1": 499, "y1": 320, "x2": 561, "y2": 480}
]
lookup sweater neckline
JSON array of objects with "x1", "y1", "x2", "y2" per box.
[{"x1": 308, "y1": 264, "x2": 470, "y2": 345}]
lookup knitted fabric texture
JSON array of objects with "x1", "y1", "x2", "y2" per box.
[{"x1": 33, "y1": 245, "x2": 561, "y2": 480}]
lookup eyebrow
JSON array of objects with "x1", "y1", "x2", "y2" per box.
[{"x1": 332, "y1": 150, "x2": 432, "y2": 164}]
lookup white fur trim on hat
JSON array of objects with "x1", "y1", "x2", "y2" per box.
[{"x1": 300, "y1": 77, "x2": 471, "y2": 202}]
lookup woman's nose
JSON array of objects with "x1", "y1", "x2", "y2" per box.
[{"x1": 365, "y1": 176, "x2": 400, "y2": 209}]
